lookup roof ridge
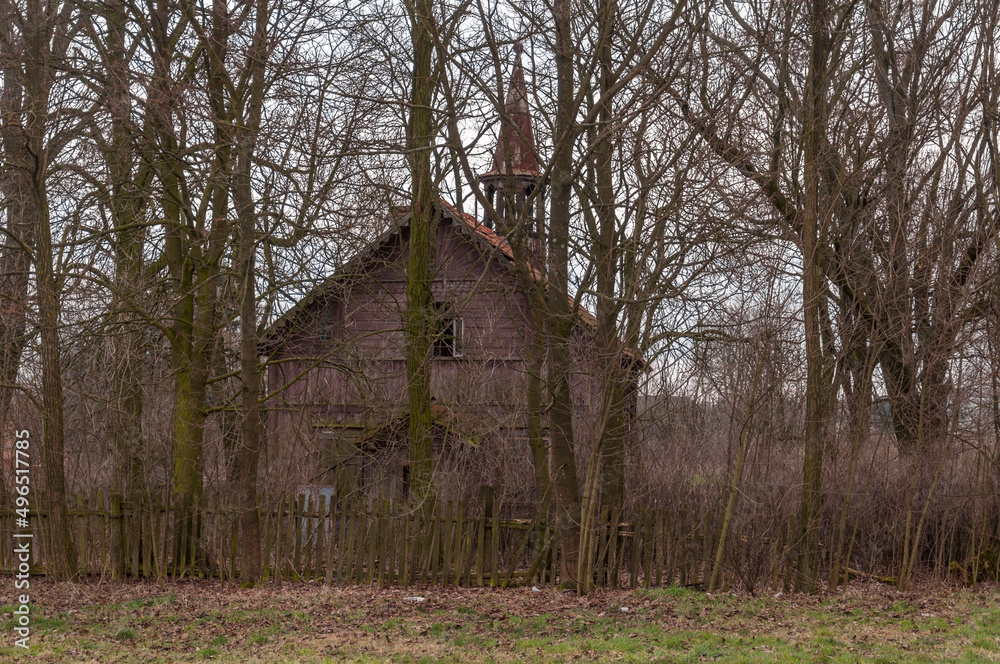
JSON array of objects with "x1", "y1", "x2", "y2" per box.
[{"x1": 265, "y1": 198, "x2": 642, "y2": 365}]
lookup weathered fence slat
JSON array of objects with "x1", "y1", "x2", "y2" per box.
[
  {"x1": 76, "y1": 493, "x2": 88, "y2": 575},
  {"x1": 0, "y1": 487, "x2": 843, "y2": 592},
  {"x1": 441, "y1": 501, "x2": 453, "y2": 587},
  {"x1": 452, "y1": 503, "x2": 465, "y2": 587},
  {"x1": 646, "y1": 511, "x2": 655, "y2": 587},
  {"x1": 462, "y1": 509, "x2": 475, "y2": 587},
  {"x1": 353, "y1": 502, "x2": 365, "y2": 585},
  {"x1": 130, "y1": 499, "x2": 141, "y2": 578},
  {"x1": 401, "y1": 507, "x2": 412, "y2": 588}
]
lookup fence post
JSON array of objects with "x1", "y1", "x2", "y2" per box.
[
  {"x1": 477, "y1": 486, "x2": 493, "y2": 586},
  {"x1": 75, "y1": 493, "x2": 87, "y2": 576},
  {"x1": 130, "y1": 499, "x2": 141, "y2": 578},
  {"x1": 783, "y1": 513, "x2": 796, "y2": 593},
  {"x1": 111, "y1": 493, "x2": 124, "y2": 579}
]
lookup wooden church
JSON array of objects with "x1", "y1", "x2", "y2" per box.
[{"x1": 262, "y1": 50, "x2": 638, "y2": 510}]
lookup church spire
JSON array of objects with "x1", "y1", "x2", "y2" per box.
[
  {"x1": 478, "y1": 42, "x2": 546, "y2": 256},
  {"x1": 489, "y1": 41, "x2": 538, "y2": 176}
]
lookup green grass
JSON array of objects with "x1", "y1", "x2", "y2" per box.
[
  {"x1": 114, "y1": 627, "x2": 138, "y2": 642},
  {"x1": 1, "y1": 579, "x2": 998, "y2": 662}
]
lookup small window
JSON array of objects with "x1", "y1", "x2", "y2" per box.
[
  {"x1": 432, "y1": 302, "x2": 463, "y2": 358},
  {"x1": 318, "y1": 309, "x2": 335, "y2": 341}
]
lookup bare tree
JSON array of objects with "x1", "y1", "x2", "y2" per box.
[
  {"x1": 404, "y1": 0, "x2": 440, "y2": 506},
  {"x1": 0, "y1": 0, "x2": 82, "y2": 580}
]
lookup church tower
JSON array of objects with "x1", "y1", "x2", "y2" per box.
[{"x1": 478, "y1": 43, "x2": 546, "y2": 263}]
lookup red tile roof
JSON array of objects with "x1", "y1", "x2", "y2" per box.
[
  {"x1": 263, "y1": 198, "x2": 638, "y2": 364},
  {"x1": 438, "y1": 198, "x2": 598, "y2": 329}
]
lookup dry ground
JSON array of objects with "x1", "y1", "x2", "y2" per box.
[{"x1": 1, "y1": 577, "x2": 999, "y2": 662}]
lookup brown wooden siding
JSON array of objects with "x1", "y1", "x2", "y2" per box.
[{"x1": 264, "y1": 216, "x2": 629, "y2": 498}]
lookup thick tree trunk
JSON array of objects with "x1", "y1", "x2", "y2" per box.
[
  {"x1": 0, "y1": 189, "x2": 32, "y2": 444},
  {"x1": 147, "y1": 0, "x2": 203, "y2": 542},
  {"x1": 235, "y1": 172, "x2": 262, "y2": 584},
  {"x1": 170, "y1": 243, "x2": 227, "y2": 561},
  {"x1": 867, "y1": 0, "x2": 922, "y2": 458},
  {"x1": 168, "y1": 0, "x2": 233, "y2": 559},
  {"x1": 548, "y1": 0, "x2": 582, "y2": 589},
  {"x1": 594, "y1": 0, "x2": 626, "y2": 524},
  {"x1": 797, "y1": 0, "x2": 831, "y2": 593},
  {"x1": 232, "y1": 0, "x2": 268, "y2": 584},
  {"x1": 172, "y1": 331, "x2": 208, "y2": 504},
  {"x1": 34, "y1": 183, "x2": 78, "y2": 580},
  {"x1": 0, "y1": 7, "x2": 34, "y2": 474},
  {"x1": 166, "y1": 208, "x2": 228, "y2": 560},
  {"x1": 405, "y1": 0, "x2": 438, "y2": 506},
  {"x1": 5, "y1": 0, "x2": 78, "y2": 581},
  {"x1": 104, "y1": 0, "x2": 147, "y2": 500}
]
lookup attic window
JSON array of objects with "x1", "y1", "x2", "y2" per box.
[
  {"x1": 433, "y1": 302, "x2": 463, "y2": 358},
  {"x1": 318, "y1": 309, "x2": 335, "y2": 341}
]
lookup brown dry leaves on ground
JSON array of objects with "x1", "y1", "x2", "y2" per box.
[{"x1": 2, "y1": 577, "x2": 999, "y2": 662}]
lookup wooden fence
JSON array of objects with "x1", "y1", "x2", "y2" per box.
[{"x1": 0, "y1": 488, "x2": 803, "y2": 590}]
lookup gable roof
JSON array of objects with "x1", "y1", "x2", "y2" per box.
[
  {"x1": 262, "y1": 200, "x2": 538, "y2": 346},
  {"x1": 437, "y1": 199, "x2": 606, "y2": 333},
  {"x1": 262, "y1": 199, "x2": 641, "y2": 366}
]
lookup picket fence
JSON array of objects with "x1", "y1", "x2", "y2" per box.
[{"x1": 0, "y1": 488, "x2": 803, "y2": 590}]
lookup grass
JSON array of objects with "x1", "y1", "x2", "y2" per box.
[
  {"x1": 0, "y1": 578, "x2": 998, "y2": 662},
  {"x1": 115, "y1": 627, "x2": 138, "y2": 642}
]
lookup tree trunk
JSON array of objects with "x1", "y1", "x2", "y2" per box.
[
  {"x1": 594, "y1": 0, "x2": 626, "y2": 525},
  {"x1": 24, "y1": 22, "x2": 76, "y2": 572},
  {"x1": 797, "y1": 0, "x2": 831, "y2": 593},
  {"x1": 103, "y1": 0, "x2": 148, "y2": 501},
  {"x1": 405, "y1": 0, "x2": 438, "y2": 506},
  {"x1": 4, "y1": 0, "x2": 79, "y2": 581},
  {"x1": 0, "y1": 4, "x2": 34, "y2": 486},
  {"x1": 167, "y1": 0, "x2": 234, "y2": 559},
  {"x1": 232, "y1": 0, "x2": 268, "y2": 584},
  {"x1": 235, "y1": 173, "x2": 262, "y2": 585},
  {"x1": 34, "y1": 179, "x2": 78, "y2": 581},
  {"x1": 548, "y1": 0, "x2": 582, "y2": 589}
]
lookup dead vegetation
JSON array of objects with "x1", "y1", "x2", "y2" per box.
[{"x1": 3, "y1": 578, "x2": 1000, "y2": 662}]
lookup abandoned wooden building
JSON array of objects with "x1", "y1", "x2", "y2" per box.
[{"x1": 262, "y1": 52, "x2": 639, "y2": 509}]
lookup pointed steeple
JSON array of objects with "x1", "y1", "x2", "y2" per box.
[
  {"x1": 478, "y1": 42, "x2": 546, "y2": 259},
  {"x1": 489, "y1": 42, "x2": 538, "y2": 176}
]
